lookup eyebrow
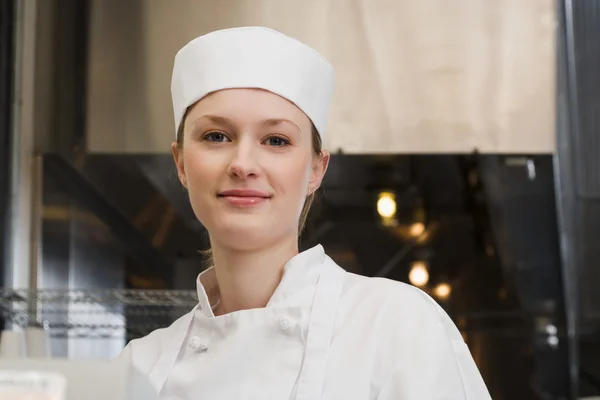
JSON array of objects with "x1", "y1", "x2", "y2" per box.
[
  {"x1": 190, "y1": 115, "x2": 301, "y2": 133},
  {"x1": 190, "y1": 115, "x2": 235, "y2": 131},
  {"x1": 259, "y1": 118, "x2": 301, "y2": 133}
]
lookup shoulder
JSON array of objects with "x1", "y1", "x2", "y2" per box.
[
  {"x1": 331, "y1": 272, "x2": 467, "y2": 378},
  {"x1": 337, "y1": 272, "x2": 468, "y2": 364},
  {"x1": 324, "y1": 254, "x2": 439, "y2": 320},
  {"x1": 116, "y1": 308, "x2": 195, "y2": 375},
  {"x1": 339, "y1": 272, "x2": 460, "y2": 338},
  {"x1": 343, "y1": 273, "x2": 441, "y2": 318}
]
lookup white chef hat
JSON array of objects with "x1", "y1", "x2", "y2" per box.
[{"x1": 171, "y1": 27, "x2": 335, "y2": 139}]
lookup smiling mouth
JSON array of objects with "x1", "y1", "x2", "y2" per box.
[{"x1": 217, "y1": 190, "x2": 271, "y2": 207}]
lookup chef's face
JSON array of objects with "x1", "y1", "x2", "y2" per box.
[{"x1": 173, "y1": 89, "x2": 329, "y2": 250}]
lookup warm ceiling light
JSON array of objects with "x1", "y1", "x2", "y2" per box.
[
  {"x1": 377, "y1": 192, "x2": 396, "y2": 219},
  {"x1": 408, "y1": 261, "x2": 429, "y2": 287},
  {"x1": 409, "y1": 222, "x2": 425, "y2": 237},
  {"x1": 433, "y1": 283, "x2": 452, "y2": 300}
]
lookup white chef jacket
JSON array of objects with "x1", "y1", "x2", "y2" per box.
[{"x1": 117, "y1": 245, "x2": 492, "y2": 399}]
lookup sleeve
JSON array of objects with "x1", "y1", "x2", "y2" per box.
[{"x1": 377, "y1": 302, "x2": 492, "y2": 400}]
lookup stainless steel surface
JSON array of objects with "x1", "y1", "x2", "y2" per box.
[
  {"x1": 39, "y1": 163, "x2": 129, "y2": 358},
  {"x1": 77, "y1": 154, "x2": 206, "y2": 264},
  {"x1": 568, "y1": 2, "x2": 600, "y2": 199},
  {"x1": 554, "y1": 0, "x2": 600, "y2": 396},
  {"x1": 473, "y1": 155, "x2": 571, "y2": 398},
  {"x1": 0, "y1": 0, "x2": 16, "y2": 295},
  {"x1": 563, "y1": 0, "x2": 600, "y2": 325},
  {"x1": 4, "y1": 0, "x2": 37, "y2": 291},
  {"x1": 29, "y1": 156, "x2": 43, "y2": 292}
]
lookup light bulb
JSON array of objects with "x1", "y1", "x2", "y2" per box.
[
  {"x1": 409, "y1": 261, "x2": 429, "y2": 287},
  {"x1": 409, "y1": 222, "x2": 425, "y2": 237},
  {"x1": 377, "y1": 192, "x2": 396, "y2": 218},
  {"x1": 433, "y1": 283, "x2": 452, "y2": 300}
]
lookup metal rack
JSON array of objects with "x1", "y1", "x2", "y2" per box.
[{"x1": 0, "y1": 289, "x2": 198, "y2": 339}]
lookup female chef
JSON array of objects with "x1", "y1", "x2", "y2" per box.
[{"x1": 118, "y1": 27, "x2": 492, "y2": 399}]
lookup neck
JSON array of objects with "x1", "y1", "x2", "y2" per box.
[{"x1": 209, "y1": 234, "x2": 299, "y2": 315}]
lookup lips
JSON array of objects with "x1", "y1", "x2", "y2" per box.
[
  {"x1": 219, "y1": 189, "x2": 271, "y2": 198},
  {"x1": 218, "y1": 189, "x2": 271, "y2": 207}
]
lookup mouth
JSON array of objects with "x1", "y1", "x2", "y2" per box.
[{"x1": 217, "y1": 189, "x2": 272, "y2": 207}]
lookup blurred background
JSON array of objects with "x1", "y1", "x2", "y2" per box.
[{"x1": 0, "y1": 0, "x2": 599, "y2": 399}]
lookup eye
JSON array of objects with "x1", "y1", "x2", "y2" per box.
[
  {"x1": 264, "y1": 136, "x2": 291, "y2": 147},
  {"x1": 203, "y1": 132, "x2": 230, "y2": 143}
]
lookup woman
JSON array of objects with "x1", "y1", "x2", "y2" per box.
[{"x1": 119, "y1": 27, "x2": 492, "y2": 399}]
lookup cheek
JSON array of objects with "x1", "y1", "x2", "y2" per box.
[
  {"x1": 269, "y1": 155, "x2": 311, "y2": 197},
  {"x1": 183, "y1": 149, "x2": 221, "y2": 190}
]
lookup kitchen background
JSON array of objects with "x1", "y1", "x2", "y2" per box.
[{"x1": 1, "y1": 1, "x2": 599, "y2": 399}]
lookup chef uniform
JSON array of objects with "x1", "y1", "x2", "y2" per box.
[{"x1": 117, "y1": 27, "x2": 493, "y2": 400}]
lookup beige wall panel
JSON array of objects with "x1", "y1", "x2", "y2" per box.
[{"x1": 87, "y1": 0, "x2": 555, "y2": 154}]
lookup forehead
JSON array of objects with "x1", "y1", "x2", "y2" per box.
[{"x1": 185, "y1": 88, "x2": 311, "y2": 129}]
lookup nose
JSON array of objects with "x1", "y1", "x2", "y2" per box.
[{"x1": 226, "y1": 140, "x2": 259, "y2": 179}]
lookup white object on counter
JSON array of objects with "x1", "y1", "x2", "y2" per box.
[
  {"x1": 0, "y1": 370, "x2": 66, "y2": 400},
  {"x1": 0, "y1": 358, "x2": 158, "y2": 400}
]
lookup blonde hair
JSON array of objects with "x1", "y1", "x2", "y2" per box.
[{"x1": 176, "y1": 118, "x2": 323, "y2": 266}]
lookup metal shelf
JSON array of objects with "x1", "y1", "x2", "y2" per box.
[
  {"x1": 0, "y1": 289, "x2": 198, "y2": 307},
  {"x1": 0, "y1": 289, "x2": 198, "y2": 338}
]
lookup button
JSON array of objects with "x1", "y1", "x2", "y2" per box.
[
  {"x1": 188, "y1": 335, "x2": 208, "y2": 352},
  {"x1": 279, "y1": 317, "x2": 292, "y2": 332}
]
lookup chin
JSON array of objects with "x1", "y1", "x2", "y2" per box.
[
  {"x1": 209, "y1": 217, "x2": 266, "y2": 246},
  {"x1": 208, "y1": 216, "x2": 293, "y2": 251}
]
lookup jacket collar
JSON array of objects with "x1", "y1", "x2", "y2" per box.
[{"x1": 195, "y1": 245, "x2": 326, "y2": 317}]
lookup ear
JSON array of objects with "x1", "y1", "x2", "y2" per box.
[
  {"x1": 308, "y1": 149, "x2": 330, "y2": 195},
  {"x1": 172, "y1": 142, "x2": 188, "y2": 188}
]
